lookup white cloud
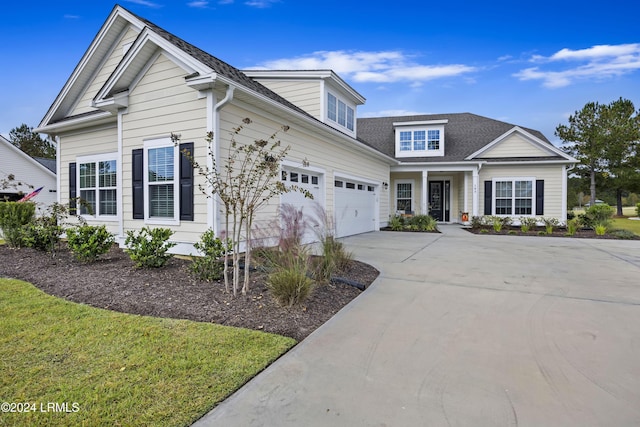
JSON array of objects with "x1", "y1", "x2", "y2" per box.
[
  {"x1": 244, "y1": 0, "x2": 279, "y2": 7},
  {"x1": 187, "y1": 1, "x2": 209, "y2": 7},
  {"x1": 515, "y1": 43, "x2": 640, "y2": 87},
  {"x1": 256, "y1": 50, "x2": 477, "y2": 84},
  {"x1": 125, "y1": 0, "x2": 163, "y2": 8},
  {"x1": 63, "y1": 14, "x2": 80, "y2": 19}
]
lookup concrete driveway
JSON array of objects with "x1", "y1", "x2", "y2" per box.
[{"x1": 194, "y1": 226, "x2": 640, "y2": 426}]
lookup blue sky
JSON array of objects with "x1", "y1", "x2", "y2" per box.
[{"x1": 2, "y1": 0, "x2": 639, "y2": 146}]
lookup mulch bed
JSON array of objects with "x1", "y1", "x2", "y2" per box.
[
  {"x1": 0, "y1": 244, "x2": 379, "y2": 341},
  {"x1": 465, "y1": 226, "x2": 640, "y2": 239}
]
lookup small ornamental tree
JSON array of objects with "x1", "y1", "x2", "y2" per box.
[{"x1": 175, "y1": 118, "x2": 311, "y2": 296}]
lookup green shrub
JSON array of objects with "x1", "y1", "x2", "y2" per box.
[
  {"x1": 586, "y1": 204, "x2": 614, "y2": 226},
  {"x1": 491, "y1": 216, "x2": 511, "y2": 232},
  {"x1": 409, "y1": 215, "x2": 437, "y2": 231},
  {"x1": 537, "y1": 230, "x2": 547, "y2": 236},
  {"x1": 609, "y1": 229, "x2": 636, "y2": 239},
  {"x1": 66, "y1": 225, "x2": 115, "y2": 262},
  {"x1": 566, "y1": 218, "x2": 581, "y2": 236},
  {"x1": 23, "y1": 203, "x2": 76, "y2": 255},
  {"x1": 567, "y1": 211, "x2": 576, "y2": 220},
  {"x1": 125, "y1": 227, "x2": 176, "y2": 268},
  {"x1": 507, "y1": 230, "x2": 517, "y2": 235},
  {"x1": 541, "y1": 217, "x2": 560, "y2": 234},
  {"x1": 636, "y1": 202, "x2": 640, "y2": 217},
  {"x1": 594, "y1": 224, "x2": 607, "y2": 236},
  {"x1": 190, "y1": 229, "x2": 230, "y2": 281},
  {"x1": 479, "y1": 229, "x2": 489, "y2": 234},
  {"x1": 389, "y1": 215, "x2": 404, "y2": 231},
  {"x1": 470, "y1": 216, "x2": 483, "y2": 230},
  {"x1": 267, "y1": 251, "x2": 314, "y2": 307},
  {"x1": 519, "y1": 217, "x2": 538, "y2": 233},
  {"x1": 0, "y1": 201, "x2": 35, "y2": 247}
]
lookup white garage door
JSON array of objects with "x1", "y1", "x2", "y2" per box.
[
  {"x1": 280, "y1": 168, "x2": 323, "y2": 242},
  {"x1": 335, "y1": 178, "x2": 377, "y2": 238}
]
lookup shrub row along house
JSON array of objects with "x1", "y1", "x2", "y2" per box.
[{"x1": 35, "y1": 5, "x2": 577, "y2": 254}]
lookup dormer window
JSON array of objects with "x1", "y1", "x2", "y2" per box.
[
  {"x1": 394, "y1": 120, "x2": 447, "y2": 158},
  {"x1": 327, "y1": 92, "x2": 355, "y2": 132}
]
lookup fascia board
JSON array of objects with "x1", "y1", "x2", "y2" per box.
[
  {"x1": 39, "y1": 6, "x2": 145, "y2": 128},
  {"x1": 465, "y1": 126, "x2": 576, "y2": 161},
  {"x1": 218, "y1": 75, "x2": 395, "y2": 164},
  {"x1": 35, "y1": 111, "x2": 114, "y2": 135},
  {"x1": 93, "y1": 29, "x2": 212, "y2": 105},
  {"x1": 0, "y1": 136, "x2": 57, "y2": 178}
]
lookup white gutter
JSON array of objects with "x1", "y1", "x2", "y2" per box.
[{"x1": 210, "y1": 84, "x2": 235, "y2": 235}]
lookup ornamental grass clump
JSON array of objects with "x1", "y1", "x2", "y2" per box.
[
  {"x1": 542, "y1": 217, "x2": 560, "y2": 234},
  {"x1": 66, "y1": 224, "x2": 115, "y2": 262},
  {"x1": 519, "y1": 217, "x2": 538, "y2": 233},
  {"x1": 125, "y1": 227, "x2": 176, "y2": 268},
  {"x1": 565, "y1": 218, "x2": 581, "y2": 236},
  {"x1": 267, "y1": 249, "x2": 314, "y2": 307}
]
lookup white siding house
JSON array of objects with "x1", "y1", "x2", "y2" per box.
[
  {"x1": 0, "y1": 135, "x2": 57, "y2": 214},
  {"x1": 35, "y1": 5, "x2": 576, "y2": 254}
]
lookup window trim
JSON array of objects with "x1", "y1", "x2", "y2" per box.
[
  {"x1": 491, "y1": 177, "x2": 536, "y2": 216},
  {"x1": 395, "y1": 124, "x2": 445, "y2": 157},
  {"x1": 76, "y1": 153, "x2": 118, "y2": 221},
  {"x1": 326, "y1": 91, "x2": 355, "y2": 132},
  {"x1": 395, "y1": 179, "x2": 414, "y2": 213},
  {"x1": 143, "y1": 138, "x2": 179, "y2": 225}
]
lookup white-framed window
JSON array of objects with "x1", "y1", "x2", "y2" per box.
[
  {"x1": 327, "y1": 92, "x2": 355, "y2": 131},
  {"x1": 493, "y1": 178, "x2": 534, "y2": 216},
  {"x1": 394, "y1": 121, "x2": 446, "y2": 158},
  {"x1": 398, "y1": 130, "x2": 440, "y2": 153},
  {"x1": 77, "y1": 154, "x2": 118, "y2": 219},
  {"x1": 396, "y1": 180, "x2": 414, "y2": 212},
  {"x1": 427, "y1": 130, "x2": 440, "y2": 150},
  {"x1": 144, "y1": 138, "x2": 179, "y2": 223}
]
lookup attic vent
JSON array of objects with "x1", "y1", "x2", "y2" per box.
[{"x1": 122, "y1": 41, "x2": 133, "y2": 55}]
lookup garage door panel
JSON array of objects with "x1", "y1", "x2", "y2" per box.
[{"x1": 335, "y1": 179, "x2": 377, "y2": 238}]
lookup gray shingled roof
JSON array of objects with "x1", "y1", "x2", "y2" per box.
[
  {"x1": 127, "y1": 8, "x2": 318, "y2": 122},
  {"x1": 357, "y1": 113, "x2": 553, "y2": 162},
  {"x1": 34, "y1": 157, "x2": 57, "y2": 173}
]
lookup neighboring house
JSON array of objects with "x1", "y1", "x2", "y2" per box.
[
  {"x1": 0, "y1": 134, "x2": 57, "y2": 212},
  {"x1": 358, "y1": 114, "x2": 577, "y2": 223},
  {"x1": 35, "y1": 5, "x2": 576, "y2": 254}
]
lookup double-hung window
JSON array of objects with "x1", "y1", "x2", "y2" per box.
[
  {"x1": 427, "y1": 130, "x2": 440, "y2": 150},
  {"x1": 396, "y1": 181, "x2": 413, "y2": 212},
  {"x1": 144, "y1": 139, "x2": 179, "y2": 223},
  {"x1": 327, "y1": 92, "x2": 355, "y2": 131},
  {"x1": 494, "y1": 178, "x2": 533, "y2": 215},
  {"x1": 77, "y1": 155, "x2": 117, "y2": 218}
]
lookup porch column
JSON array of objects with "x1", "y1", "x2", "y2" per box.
[
  {"x1": 421, "y1": 171, "x2": 428, "y2": 215},
  {"x1": 463, "y1": 171, "x2": 469, "y2": 213},
  {"x1": 472, "y1": 168, "x2": 479, "y2": 216}
]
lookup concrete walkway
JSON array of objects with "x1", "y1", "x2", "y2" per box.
[{"x1": 194, "y1": 226, "x2": 640, "y2": 426}]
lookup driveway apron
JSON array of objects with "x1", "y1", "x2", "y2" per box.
[{"x1": 193, "y1": 226, "x2": 640, "y2": 427}]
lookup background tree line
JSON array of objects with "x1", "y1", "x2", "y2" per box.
[{"x1": 556, "y1": 97, "x2": 640, "y2": 215}]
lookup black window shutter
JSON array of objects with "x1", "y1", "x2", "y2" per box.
[
  {"x1": 132, "y1": 149, "x2": 144, "y2": 219},
  {"x1": 484, "y1": 181, "x2": 492, "y2": 215},
  {"x1": 179, "y1": 142, "x2": 194, "y2": 221},
  {"x1": 69, "y1": 162, "x2": 77, "y2": 214},
  {"x1": 536, "y1": 180, "x2": 544, "y2": 215}
]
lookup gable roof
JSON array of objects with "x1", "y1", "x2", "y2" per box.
[
  {"x1": 0, "y1": 135, "x2": 57, "y2": 178},
  {"x1": 357, "y1": 113, "x2": 573, "y2": 163}
]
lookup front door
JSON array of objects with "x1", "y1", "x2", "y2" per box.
[{"x1": 429, "y1": 181, "x2": 450, "y2": 221}]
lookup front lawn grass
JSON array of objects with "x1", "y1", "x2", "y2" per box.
[
  {"x1": 611, "y1": 218, "x2": 640, "y2": 236},
  {"x1": 0, "y1": 278, "x2": 295, "y2": 427}
]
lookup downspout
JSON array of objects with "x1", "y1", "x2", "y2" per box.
[
  {"x1": 54, "y1": 136, "x2": 61, "y2": 204},
  {"x1": 562, "y1": 163, "x2": 576, "y2": 224},
  {"x1": 209, "y1": 84, "x2": 235, "y2": 235},
  {"x1": 117, "y1": 110, "x2": 124, "y2": 240}
]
